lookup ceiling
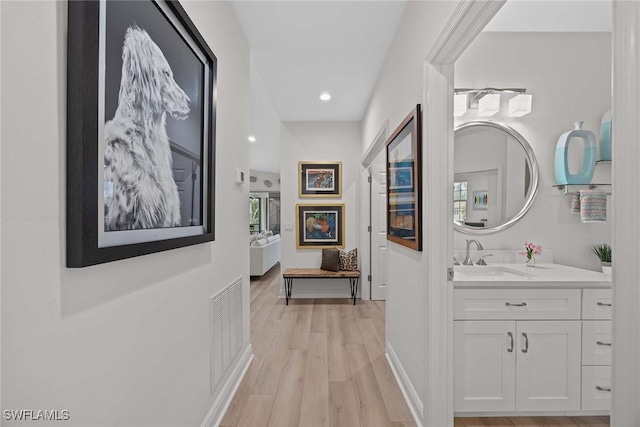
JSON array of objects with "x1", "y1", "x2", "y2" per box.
[
  {"x1": 236, "y1": 0, "x2": 612, "y2": 174},
  {"x1": 233, "y1": 1, "x2": 407, "y2": 123},
  {"x1": 484, "y1": 0, "x2": 612, "y2": 32}
]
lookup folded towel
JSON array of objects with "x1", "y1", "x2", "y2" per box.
[
  {"x1": 571, "y1": 194, "x2": 581, "y2": 214},
  {"x1": 579, "y1": 189, "x2": 607, "y2": 223}
]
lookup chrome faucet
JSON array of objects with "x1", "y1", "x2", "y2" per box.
[{"x1": 463, "y1": 239, "x2": 484, "y2": 265}]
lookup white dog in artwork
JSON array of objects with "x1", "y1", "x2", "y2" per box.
[{"x1": 104, "y1": 26, "x2": 190, "y2": 231}]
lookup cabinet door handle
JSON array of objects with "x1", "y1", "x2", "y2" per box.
[
  {"x1": 507, "y1": 332, "x2": 514, "y2": 353},
  {"x1": 597, "y1": 302, "x2": 612, "y2": 307},
  {"x1": 596, "y1": 386, "x2": 612, "y2": 392},
  {"x1": 596, "y1": 341, "x2": 612, "y2": 347},
  {"x1": 522, "y1": 332, "x2": 529, "y2": 353},
  {"x1": 505, "y1": 302, "x2": 527, "y2": 307}
]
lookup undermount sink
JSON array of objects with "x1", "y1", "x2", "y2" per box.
[{"x1": 454, "y1": 265, "x2": 535, "y2": 278}]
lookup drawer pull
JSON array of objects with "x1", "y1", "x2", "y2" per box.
[
  {"x1": 597, "y1": 302, "x2": 612, "y2": 307},
  {"x1": 522, "y1": 332, "x2": 529, "y2": 353},
  {"x1": 507, "y1": 332, "x2": 514, "y2": 353},
  {"x1": 505, "y1": 302, "x2": 527, "y2": 307},
  {"x1": 596, "y1": 386, "x2": 612, "y2": 392},
  {"x1": 596, "y1": 341, "x2": 612, "y2": 347}
]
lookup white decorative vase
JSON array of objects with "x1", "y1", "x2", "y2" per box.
[{"x1": 601, "y1": 262, "x2": 612, "y2": 275}]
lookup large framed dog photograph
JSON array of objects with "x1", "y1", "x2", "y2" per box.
[
  {"x1": 385, "y1": 105, "x2": 422, "y2": 251},
  {"x1": 67, "y1": 0, "x2": 217, "y2": 267},
  {"x1": 296, "y1": 204, "x2": 345, "y2": 249}
]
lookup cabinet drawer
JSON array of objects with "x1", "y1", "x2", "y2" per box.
[
  {"x1": 582, "y1": 289, "x2": 612, "y2": 320},
  {"x1": 582, "y1": 366, "x2": 611, "y2": 411},
  {"x1": 582, "y1": 321, "x2": 612, "y2": 366},
  {"x1": 454, "y1": 289, "x2": 581, "y2": 320}
]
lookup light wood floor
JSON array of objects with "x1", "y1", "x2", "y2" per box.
[{"x1": 222, "y1": 265, "x2": 610, "y2": 427}]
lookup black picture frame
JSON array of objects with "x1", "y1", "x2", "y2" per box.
[
  {"x1": 298, "y1": 162, "x2": 342, "y2": 198},
  {"x1": 67, "y1": 0, "x2": 217, "y2": 267},
  {"x1": 296, "y1": 204, "x2": 345, "y2": 249},
  {"x1": 386, "y1": 105, "x2": 422, "y2": 251}
]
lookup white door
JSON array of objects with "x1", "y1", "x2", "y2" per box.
[
  {"x1": 515, "y1": 320, "x2": 582, "y2": 412},
  {"x1": 370, "y1": 155, "x2": 388, "y2": 301},
  {"x1": 454, "y1": 320, "x2": 516, "y2": 412}
]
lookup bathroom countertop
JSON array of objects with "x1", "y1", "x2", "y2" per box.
[{"x1": 453, "y1": 263, "x2": 611, "y2": 289}]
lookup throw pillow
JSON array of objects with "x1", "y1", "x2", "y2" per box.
[
  {"x1": 339, "y1": 248, "x2": 358, "y2": 271},
  {"x1": 321, "y1": 248, "x2": 340, "y2": 272}
]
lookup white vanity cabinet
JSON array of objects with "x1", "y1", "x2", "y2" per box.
[
  {"x1": 581, "y1": 289, "x2": 612, "y2": 411},
  {"x1": 453, "y1": 263, "x2": 612, "y2": 416},
  {"x1": 454, "y1": 321, "x2": 516, "y2": 412},
  {"x1": 454, "y1": 287, "x2": 602, "y2": 414}
]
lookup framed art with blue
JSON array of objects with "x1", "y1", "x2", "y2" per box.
[
  {"x1": 385, "y1": 105, "x2": 422, "y2": 251},
  {"x1": 296, "y1": 204, "x2": 345, "y2": 249}
]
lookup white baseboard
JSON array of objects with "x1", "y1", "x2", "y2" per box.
[
  {"x1": 201, "y1": 344, "x2": 253, "y2": 427},
  {"x1": 386, "y1": 342, "x2": 424, "y2": 426},
  {"x1": 455, "y1": 410, "x2": 610, "y2": 417}
]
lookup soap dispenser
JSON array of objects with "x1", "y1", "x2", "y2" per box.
[{"x1": 554, "y1": 121, "x2": 597, "y2": 185}]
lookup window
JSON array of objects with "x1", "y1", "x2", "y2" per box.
[
  {"x1": 453, "y1": 181, "x2": 467, "y2": 222},
  {"x1": 249, "y1": 197, "x2": 261, "y2": 233}
]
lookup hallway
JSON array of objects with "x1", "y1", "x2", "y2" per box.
[
  {"x1": 220, "y1": 265, "x2": 416, "y2": 426},
  {"x1": 222, "y1": 266, "x2": 612, "y2": 427}
]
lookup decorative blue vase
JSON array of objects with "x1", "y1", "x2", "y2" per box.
[
  {"x1": 554, "y1": 121, "x2": 597, "y2": 185},
  {"x1": 599, "y1": 110, "x2": 612, "y2": 161}
]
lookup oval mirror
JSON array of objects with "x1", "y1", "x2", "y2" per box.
[{"x1": 454, "y1": 121, "x2": 539, "y2": 235}]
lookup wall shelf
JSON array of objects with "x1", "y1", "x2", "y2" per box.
[{"x1": 553, "y1": 184, "x2": 612, "y2": 195}]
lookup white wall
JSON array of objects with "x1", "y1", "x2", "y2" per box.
[
  {"x1": 359, "y1": 1, "x2": 462, "y2": 421},
  {"x1": 1, "y1": 1, "x2": 250, "y2": 426},
  {"x1": 454, "y1": 32, "x2": 612, "y2": 271},
  {"x1": 280, "y1": 122, "x2": 360, "y2": 298},
  {"x1": 249, "y1": 58, "x2": 282, "y2": 174},
  {"x1": 249, "y1": 169, "x2": 280, "y2": 193}
]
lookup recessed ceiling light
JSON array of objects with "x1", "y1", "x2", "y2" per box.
[
  {"x1": 319, "y1": 92, "x2": 331, "y2": 101},
  {"x1": 248, "y1": 135, "x2": 256, "y2": 143}
]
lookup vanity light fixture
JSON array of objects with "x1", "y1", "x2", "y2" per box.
[
  {"x1": 478, "y1": 93, "x2": 500, "y2": 116},
  {"x1": 508, "y1": 93, "x2": 532, "y2": 117},
  {"x1": 319, "y1": 92, "x2": 331, "y2": 101},
  {"x1": 454, "y1": 93, "x2": 468, "y2": 116},
  {"x1": 454, "y1": 88, "x2": 531, "y2": 117}
]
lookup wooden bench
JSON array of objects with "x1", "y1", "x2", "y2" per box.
[{"x1": 282, "y1": 268, "x2": 361, "y2": 305}]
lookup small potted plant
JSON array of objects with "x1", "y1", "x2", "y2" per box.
[{"x1": 590, "y1": 243, "x2": 612, "y2": 274}]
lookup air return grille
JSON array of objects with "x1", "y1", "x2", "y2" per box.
[{"x1": 209, "y1": 276, "x2": 244, "y2": 392}]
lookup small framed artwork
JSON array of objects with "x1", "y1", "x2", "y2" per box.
[
  {"x1": 296, "y1": 204, "x2": 345, "y2": 249},
  {"x1": 389, "y1": 167, "x2": 413, "y2": 190},
  {"x1": 299, "y1": 162, "x2": 342, "y2": 198},
  {"x1": 386, "y1": 105, "x2": 422, "y2": 251},
  {"x1": 67, "y1": 0, "x2": 217, "y2": 267},
  {"x1": 473, "y1": 191, "x2": 488, "y2": 210}
]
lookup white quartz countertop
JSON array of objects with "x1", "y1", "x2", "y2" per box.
[{"x1": 453, "y1": 263, "x2": 611, "y2": 289}]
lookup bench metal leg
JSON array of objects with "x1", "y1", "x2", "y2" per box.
[
  {"x1": 284, "y1": 277, "x2": 293, "y2": 305},
  {"x1": 350, "y1": 278, "x2": 359, "y2": 305}
]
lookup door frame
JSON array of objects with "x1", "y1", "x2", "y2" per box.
[
  {"x1": 426, "y1": 1, "x2": 637, "y2": 425},
  {"x1": 360, "y1": 122, "x2": 388, "y2": 300},
  {"x1": 611, "y1": 3, "x2": 640, "y2": 425},
  {"x1": 421, "y1": 1, "x2": 507, "y2": 425}
]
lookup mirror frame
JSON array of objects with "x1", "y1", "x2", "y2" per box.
[{"x1": 454, "y1": 121, "x2": 539, "y2": 235}]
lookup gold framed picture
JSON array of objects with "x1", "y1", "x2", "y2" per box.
[
  {"x1": 295, "y1": 203, "x2": 345, "y2": 249},
  {"x1": 298, "y1": 161, "x2": 342, "y2": 198}
]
